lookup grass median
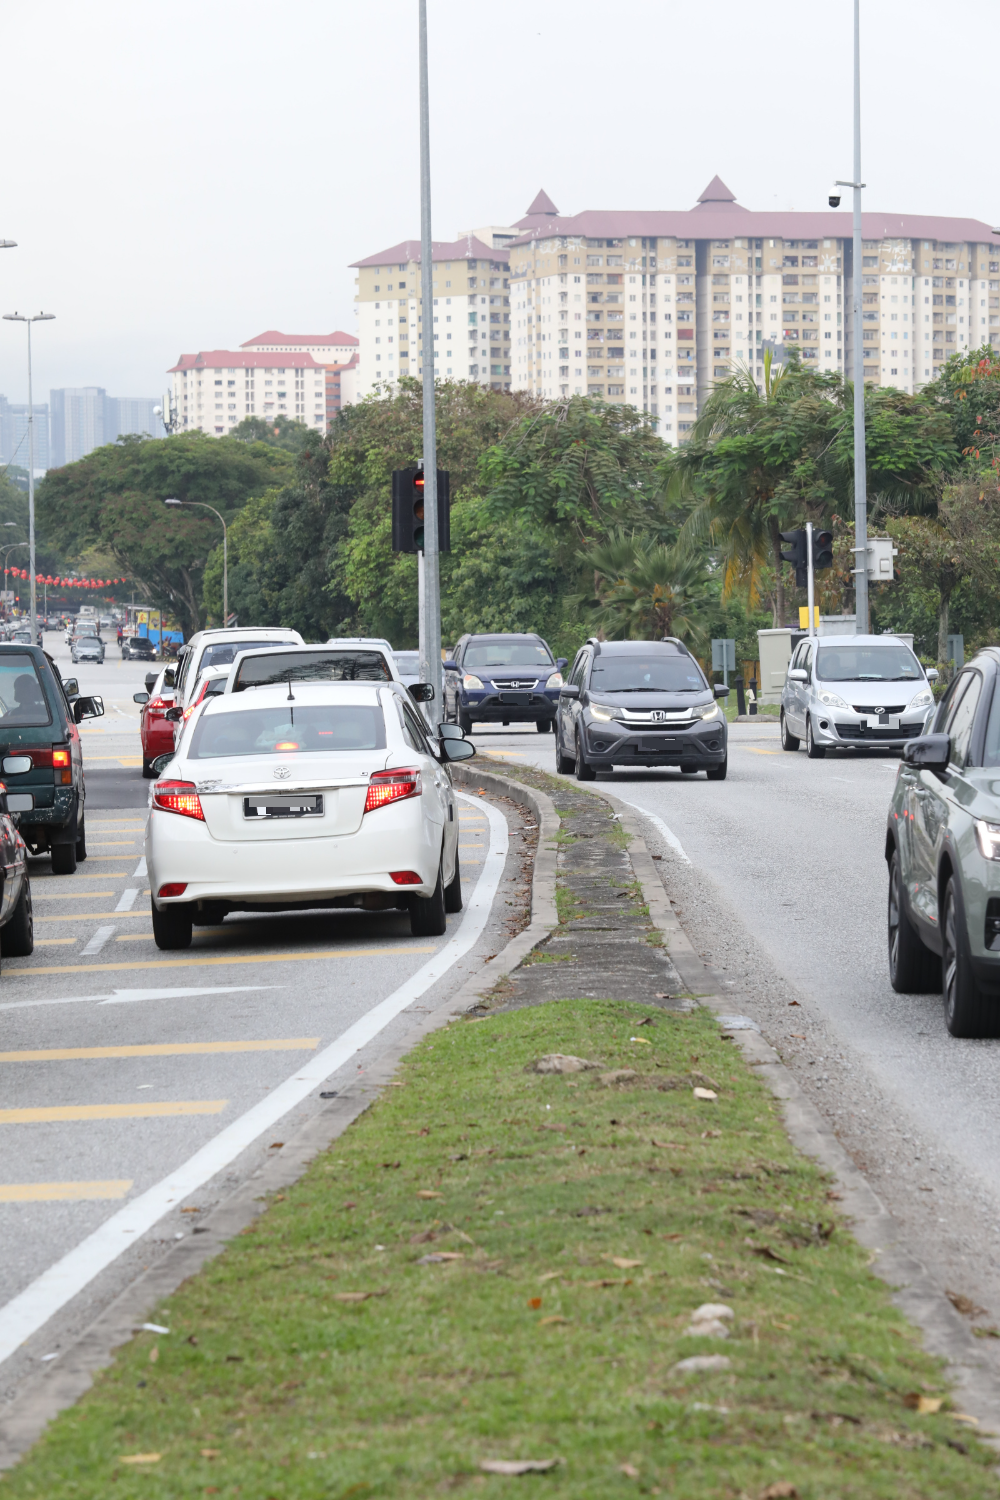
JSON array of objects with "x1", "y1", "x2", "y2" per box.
[{"x1": 9, "y1": 1000, "x2": 998, "y2": 1499}]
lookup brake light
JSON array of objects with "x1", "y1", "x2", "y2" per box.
[
  {"x1": 152, "y1": 779, "x2": 205, "y2": 821},
  {"x1": 158, "y1": 882, "x2": 188, "y2": 898},
  {"x1": 390, "y1": 870, "x2": 422, "y2": 885},
  {"x1": 52, "y1": 746, "x2": 72, "y2": 785},
  {"x1": 52, "y1": 748, "x2": 70, "y2": 767},
  {"x1": 364, "y1": 768, "x2": 421, "y2": 813},
  {"x1": 149, "y1": 696, "x2": 171, "y2": 711}
]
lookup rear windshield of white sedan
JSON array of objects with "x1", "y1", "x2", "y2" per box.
[
  {"x1": 188, "y1": 705, "x2": 386, "y2": 758},
  {"x1": 231, "y1": 650, "x2": 392, "y2": 691},
  {"x1": 815, "y1": 644, "x2": 922, "y2": 682}
]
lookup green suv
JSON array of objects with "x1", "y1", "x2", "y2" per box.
[{"x1": 887, "y1": 647, "x2": 1000, "y2": 1036}]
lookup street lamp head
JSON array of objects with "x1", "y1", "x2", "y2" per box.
[
  {"x1": 2, "y1": 523, "x2": 15, "y2": 528},
  {"x1": 2, "y1": 314, "x2": 24, "y2": 323},
  {"x1": 0, "y1": 242, "x2": 16, "y2": 250},
  {"x1": 163, "y1": 497, "x2": 183, "y2": 507}
]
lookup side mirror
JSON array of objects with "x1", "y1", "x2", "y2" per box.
[
  {"x1": 443, "y1": 659, "x2": 459, "y2": 672},
  {"x1": 74, "y1": 695, "x2": 104, "y2": 723},
  {"x1": 408, "y1": 683, "x2": 435, "y2": 703},
  {"x1": 556, "y1": 658, "x2": 568, "y2": 671},
  {"x1": 440, "y1": 738, "x2": 476, "y2": 762},
  {"x1": 714, "y1": 683, "x2": 730, "y2": 698},
  {"x1": 144, "y1": 673, "x2": 157, "y2": 693},
  {"x1": 559, "y1": 683, "x2": 581, "y2": 699},
  {"x1": 2, "y1": 755, "x2": 31, "y2": 775},
  {"x1": 926, "y1": 668, "x2": 939, "y2": 682},
  {"x1": 133, "y1": 692, "x2": 150, "y2": 705},
  {"x1": 902, "y1": 733, "x2": 950, "y2": 773},
  {"x1": 438, "y1": 723, "x2": 465, "y2": 740},
  {"x1": 151, "y1": 752, "x2": 176, "y2": 776},
  {"x1": 164, "y1": 706, "x2": 184, "y2": 722},
  {"x1": 786, "y1": 667, "x2": 808, "y2": 683},
  {"x1": 60, "y1": 677, "x2": 79, "y2": 698}
]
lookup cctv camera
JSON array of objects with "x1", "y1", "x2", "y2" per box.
[{"x1": 829, "y1": 195, "x2": 841, "y2": 208}]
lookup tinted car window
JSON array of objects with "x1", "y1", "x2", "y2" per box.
[
  {"x1": 463, "y1": 641, "x2": 553, "y2": 669},
  {"x1": 188, "y1": 705, "x2": 387, "y2": 759},
  {"x1": 589, "y1": 654, "x2": 707, "y2": 693},
  {"x1": 946, "y1": 672, "x2": 982, "y2": 768},
  {"x1": 232, "y1": 651, "x2": 391, "y2": 690},
  {"x1": 815, "y1": 643, "x2": 922, "y2": 682},
  {"x1": 0, "y1": 655, "x2": 52, "y2": 727},
  {"x1": 201, "y1": 640, "x2": 299, "y2": 672},
  {"x1": 400, "y1": 702, "x2": 432, "y2": 753}
]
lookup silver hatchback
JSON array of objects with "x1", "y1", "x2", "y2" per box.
[{"x1": 780, "y1": 633, "x2": 936, "y2": 758}]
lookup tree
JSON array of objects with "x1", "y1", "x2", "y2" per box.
[
  {"x1": 924, "y1": 346, "x2": 1000, "y2": 472},
  {"x1": 37, "y1": 433, "x2": 294, "y2": 638},
  {"x1": 576, "y1": 530, "x2": 711, "y2": 645},
  {"x1": 229, "y1": 414, "x2": 317, "y2": 455}
]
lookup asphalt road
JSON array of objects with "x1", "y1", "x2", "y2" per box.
[
  {"x1": 0, "y1": 636, "x2": 521, "y2": 1395},
  {"x1": 468, "y1": 716, "x2": 1000, "y2": 1339}
]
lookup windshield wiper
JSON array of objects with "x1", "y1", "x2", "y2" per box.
[{"x1": 601, "y1": 687, "x2": 696, "y2": 694}]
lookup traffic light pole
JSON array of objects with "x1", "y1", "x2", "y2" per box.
[
  {"x1": 806, "y1": 521, "x2": 815, "y2": 638},
  {"x1": 417, "y1": 0, "x2": 442, "y2": 720}
]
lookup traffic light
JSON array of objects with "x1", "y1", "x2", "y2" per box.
[
  {"x1": 811, "y1": 528, "x2": 834, "y2": 571},
  {"x1": 779, "y1": 528, "x2": 808, "y2": 588},
  {"x1": 391, "y1": 468, "x2": 451, "y2": 554}
]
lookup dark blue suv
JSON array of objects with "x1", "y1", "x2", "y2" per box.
[{"x1": 444, "y1": 633, "x2": 568, "y2": 734}]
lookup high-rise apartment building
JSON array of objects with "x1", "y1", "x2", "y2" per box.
[
  {"x1": 167, "y1": 331, "x2": 358, "y2": 436},
  {"x1": 505, "y1": 178, "x2": 1000, "y2": 436},
  {"x1": 239, "y1": 330, "x2": 359, "y2": 419},
  {"x1": 350, "y1": 234, "x2": 514, "y2": 400},
  {"x1": 48, "y1": 390, "x2": 163, "y2": 468},
  {"x1": 0, "y1": 396, "x2": 49, "y2": 472}
]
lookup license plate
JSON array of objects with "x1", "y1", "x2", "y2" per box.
[
  {"x1": 243, "y1": 794, "x2": 324, "y2": 820},
  {"x1": 6, "y1": 794, "x2": 32, "y2": 812},
  {"x1": 859, "y1": 717, "x2": 899, "y2": 731},
  {"x1": 498, "y1": 692, "x2": 529, "y2": 707},
  {"x1": 641, "y1": 737, "x2": 675, "y2": 751}
]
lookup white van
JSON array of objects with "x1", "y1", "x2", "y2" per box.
[{"x1": 174, "y1": 626, "x2": 304, "y2": 708}]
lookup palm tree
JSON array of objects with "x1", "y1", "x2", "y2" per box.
[{"x1": 577, "y1": 530, "x2": 710, "y2": 645}]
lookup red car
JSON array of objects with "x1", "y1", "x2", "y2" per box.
[{"x1": 134, "y1": 668, "x2": 177, "y2": 777}]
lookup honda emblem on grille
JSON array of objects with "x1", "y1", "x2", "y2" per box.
[
  {"x1": 650, "y1": 710, "x2": 667, "y2": 722},
  {"x1": 273, "y1": 765, "x2": 291, "y2": 780}
]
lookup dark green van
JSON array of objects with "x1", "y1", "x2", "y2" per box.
[{"x1": 0, "y1": 645, "x2": 104, "y2": 874}]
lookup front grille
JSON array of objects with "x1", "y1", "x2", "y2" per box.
[
  {"x1": 834, "y1": 722, "x2": 919, "y2": 741},
  {"x1": 851, "y1": 703, "x2": 905, "y2": 715},
  {"x1": 621, "y1": 719, "x2": 695, "y2": 732},
  {"x1": 490, "y1": 679, "x2": 539, "y2": 691}
]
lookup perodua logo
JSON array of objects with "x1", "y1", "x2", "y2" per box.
[
  {"x1": 874, "y1": 708, "x2": 886, "y2": 717},
  {"x1": 273, "y1": 765, "x2": 291, "y2": 780}
]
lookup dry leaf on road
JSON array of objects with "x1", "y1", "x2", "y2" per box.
[
  {"x1": 480, "y1": 1459, "x2": 560, "y2": 1475},
  {"x1": 946, "y1": 1289, "x2": 988, "y2": 1318}
]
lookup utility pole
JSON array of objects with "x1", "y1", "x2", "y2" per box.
[
  {"x1": 417, "y1": 0, "x2": 442, "y2": 718},
  {"x1": 806, "y1": 521, "x2": 816, "y2": 639},
  {"x1": 3, "y1": 312, "x2": 55, "y2": 647},
  {"x1": 836, "y1": 0, "x2": 868, "y2": 635}
]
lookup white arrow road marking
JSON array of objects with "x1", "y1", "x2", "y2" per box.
[
  {"x1": 0, "y1": 986, "x2": 280, "y2": 1015},
  {"x1": 0, "y1": 791, "x2": 507, "y2": 1366}
]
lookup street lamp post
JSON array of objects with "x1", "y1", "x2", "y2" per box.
[
  {"x1": 0, "y1": 541, "x2": 28, "y2": 617},
  {"x1": 163, "y1": 498, "x2": 228, "y2": 627},
  {"x1": 417, "y1": 0, "x2": 442, "y2": 717},
  {"x1": 3, "y1": 312, "x2": 55, "y2": 645}
]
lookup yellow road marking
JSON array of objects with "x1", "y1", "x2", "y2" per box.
[
  {"x1": 35, "y1": 912, "x2": 149, "y2": 921},
  {"x1": 0, "y1": 1100, "x2": 227, "y2": 1123},
  {"x1": 32, "y1": 892, "x2": 116, "y2": 901},
  {"x1": 117, "y1": 758, "x2": 143, "y2": 766},
  {"x1": 87, "y1": 842, "x2": 139, "y2": 848},
  {"x1": 0, "y1": 1039, "x2": 320, "y2": 1062},
  {"x1": 458, "y1": 842, "x2": 485, "y2": 848},
  {"x1": 82, "y1": 856, "x2": 138, "y2": 862},
  {"x1": 0, "y1": 1180, "x2": 133, "y2": 1202},
  {"x1": 483, "y1": 751, "x2": 526, "y2": 758},
  {"x1": 742, "y1": 747, "x2": 781, "y2": 756},
  {"x1": 115, "y1": 935, "x2": 154, "y2": 941},
  {"x1": 35, "y1": 939, "x2": 78, "y2": 947},
  {"x1": 5, "y1": 945, "x2": 438, "y2": 977}
]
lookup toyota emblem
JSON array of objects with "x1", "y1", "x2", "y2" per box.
[{"x1": 273, "y1": 765, "x2": 291, "y2": 780}]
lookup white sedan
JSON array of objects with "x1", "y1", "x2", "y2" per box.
[{"x1": 144, "y1": 682, "x2": 474, "y2": 950}]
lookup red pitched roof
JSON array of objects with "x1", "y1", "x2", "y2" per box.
[
  {"x1": 351, "y1": 234, "x2": 505, "y2": 268},
  {"x1": 526, "y1": 188, "x2": 558, "y2": 215},
  {"x1": 167, "y1": 350, "x2": 327, "y2": 373},
  {"x1": 241, "y1": 330, "x2": 358, "y2": 348},
  {"x1": 696, "y1": 175, "x2": 742, "y2": 210}
]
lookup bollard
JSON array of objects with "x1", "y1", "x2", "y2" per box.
[
  {"x1": 735, "y1": 674, "x2": 746, "y2": 717},
  {"x1": 748, "y1": 677, "x2": 758, "y2": 716}
]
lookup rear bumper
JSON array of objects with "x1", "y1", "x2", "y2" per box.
[{"x1": 18, "y1": 786, "x2": 80, "y2": 840}]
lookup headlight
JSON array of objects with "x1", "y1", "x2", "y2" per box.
[
  {"x1": 908, "y1": 688, "x2": 933, "y2": 710},
  {"x1": 818, "y1": 690, "x2": 850, "y2": 710},
  {"x1": 462, "y1": 673, "x2": 484, "y2": 689},
  {"x1": 976, "y1": 820, "x2": 1000, "y2": 860},
  {"x1": 588, "y1": 702, "x2": 620, "y2": 722},
  {"x1": 698, "y1": 702, "x2": 720, "y2": 721},
  {"x1": 545, "y1": 671, "x2": 564, "y2": 689}
]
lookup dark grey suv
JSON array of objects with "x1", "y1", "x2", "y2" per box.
[{"x1": 556, "y1": 638, "x2": 730, "y2": 781}]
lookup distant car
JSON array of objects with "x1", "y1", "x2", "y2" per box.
[
  {"x1": 443, "y1": 632, "x2": 567, "y2": 734},
  {"x1": 556, "y1": 636, "x2": 730, "y2": 781},
  {"x1": 72, "y1": 635, "x2": 105, "y2": 665},
  {"x1": 173, "y1": 626, "x2": 304, "y2": 710},
  {"x1": 781, "y1": 634, "x2": 937, "y2": 758},
  {"x1": 393, "y1": 651, "x2": 421, "y2": 687},
  {"x1": 99, "y1": 616, "x2": 113, "y2": 628},
  {"x1": 10, "y1": 629, "x2": 32, "y2": 647},
  {"x1": 133, "y1": 666, "x2": 179, "y2": 777},
  {"x1": 122, "y1": 635, "x2": 155, "y2": 662}
]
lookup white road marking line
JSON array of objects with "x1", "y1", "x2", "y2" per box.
[
  {"x1": 0, "y1": 985, "x2": 280, "y2": 1015},
  {"x1": 607, "y1": 797, "x2": 691, "y2": 864},
  {"x1": 133, "y1": 858, "x2": 147, "y2": 878},
  {"x1": 0, "y1": 792, "x2": 508, "y2": 1366},
  {"x1": 80, "y1": 926, "x2": 115, "y2": 956},
  {"x1": 115, "y1": 889, "x2": 139, "y2": 912}
]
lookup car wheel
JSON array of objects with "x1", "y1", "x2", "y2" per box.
[
  {"x1": 942, "y1": 875, "x2": 999, "y2": 1037},
  {"x1": 410, "y1": 862, "x2": 447, "y2": 937},
  {"x1": 444, "y1": 852, "x2": 463, "y2": 913},
  {"x1": 887, "y1": 847, "x2": 940, "y2": 993},
  {"x1": 151, "y1": 898, "x2": 193, "y2": 950},
  {"x1": 780, "y1": 710, "x2": 800, "y2": 752},
  {"x1": 50, "y1": 841, "x2": 77, "y2": 876},
  {"x1": 575, "y1": 731, "x2": 596, "y2": 782},
  {"x1": 458, "y1": 710, "x2": 474, "y2": 735},
  {"x1": 536, "y1": 718, "x2": 551, "y2": 734},
  {"x1": 805, "y1": 716, "x2": 826, "y2": 759},
  {"x1": 556, "y1": 725, "x2": 575, "y2": 774},
  {"x1": 705, "y1": 757, "x2": 728, "y2": 782},
  {"x1": 76, "y1": 814, "x2": 87, "y2": 862},
  {"x1": 2, "y1": 878, "x2": 33, "y2": 957},
  {"x1": 142, "y1": 758, "x2": 155, "y2": 779}
]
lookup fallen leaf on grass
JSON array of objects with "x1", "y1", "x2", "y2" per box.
[
  {"x1": 410, "y1": 1228, "x2": 438, "y2": 1244},
  {"x1": 480, "y1": 1459, "x2": 559, "y2": 1475},
  {"x1": 416, "y1": 1190, "x2": 443, "y2": 1199},
  {"x1": 604, "y1": 1256, "x2": 643, "y2": 1270},
  {"x1": 947, "y1": 1289, "x2": 987, "y2": 1318},
  {"x1": 225, "y1": 1354, "x2": 244, "y2": 1362},
  {"x1": 759, "y1": 1485, "x2": 798, "y2": 1499},
  {"x1": 952, "y1": 1412, "x2": 980, "y2": 1425},
  {"x1": 148, "y1": 1347, "x2": 159, "y2": 1364},
  {"x1": 744, "y1": 1239, "x2": 790, "y2": 1264},
  {"x1": 672, "y1": 1354, "x2": 731, "y2": 1373},
  {"x1": 528, "y1": 1297, "x2": 542, "y2": 1309},
  {"x1": 540, "y1": 1123, "x2": 568, "y2": 1133},
  {"x1": 120, "y1": 1454, "x2": 161, "y2": 1465},
  {"x1": 529, "y1": 1054, "x2": 598, "y2": 1074},
  {"x1": 636, "y1": 1017, "x2": 656, "y2": 1027},
  {"x1": 903, "y1": 1393, "x2": 942, "y2": 1414},
  {"x1": 333, "y1": 1289, "x2": 390, "y2": 1303},
  {"x1": 663, "y1": 1232, "x2": 683, "y2": 1241},
  {"x1": 630, "y1": 1037, "x2": 652, "y2": 1045},
  {"x1": 651, "y1": 1139, "x2": 686, "y2": 1150},
  {"x1": 200, "y1": 1449, "x2": 220, "y2": 1459},
  {"x1": 693, "y1": 1088, "x2": 718, "y2": 1102},
  {"x1": 620, "y1": 1462, "x2": 640, "y2": 1478},
  {"x1": 539, "y1": 1271, "x2": 563, "y2": 1282},
  {"x1": 584, "y1": 1278, "x2": 632, "y2": 1288},
  {"x1": 416, "y1": 1253, "x2": 464, "y2": 1265},
  {"x1": 381, "y1": 1161, "x2": 401, "y2": 1170},
  {"x1": 539, "y1": 1315, "x2": 570, "y2": 1325}
]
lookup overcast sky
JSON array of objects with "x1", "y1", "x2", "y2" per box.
[{"x1": 0, "y1": 0, "x2": 996, "y2": 406}]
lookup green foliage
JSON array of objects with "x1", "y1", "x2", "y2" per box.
[
  {"x1": 923, "y1": 346, "x2": 1000, "y2": 472},
  {"x1": 576, "y1": 529, "x2": 712, "y2": 644},
  {"x1": 36, "y1": 434, "x2": 294, "y2": 637},
  {"x1": 229, "y1": 413, "x2": 317, "y2": 454}
]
